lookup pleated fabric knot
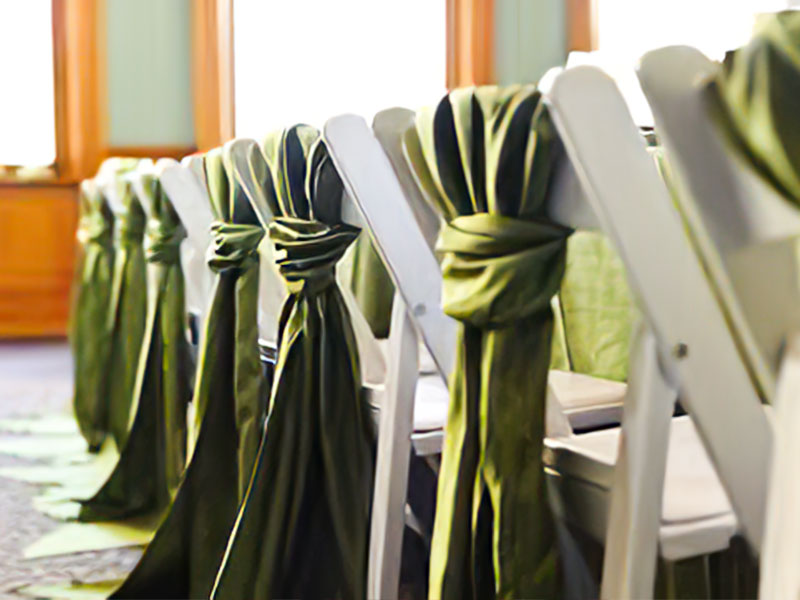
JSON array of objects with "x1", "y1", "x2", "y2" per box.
[
  {"x1": 115, "y1": 206, "x2": 146, "y2": 247},
  {"x1": 207, "y1": 221, "x2": 264, "y2": 273},
  {"x1": 77, "y1": 212, "x2": 113, "y2": 246},
  {"x1": 145, "y1": 218, "x2": 187, "y2": 264},
  {"x1": 269, "y1": 216, "x2": 359, "y2": 296},
  {"x1": 438, "y1": 213, "x2": 571, "y2": 329}
]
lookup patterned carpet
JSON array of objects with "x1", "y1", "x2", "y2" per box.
[{"x1": 0, "y1": 341, "x2": 139, "y2": 599}]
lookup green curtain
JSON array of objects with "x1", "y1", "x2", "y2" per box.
[
  {"x1": 211, "y1": 126, "x2": 375, "y2": 600},
  {"x1": 112, "y1": 147, "x2": 267, "y2": 599},
  {"x1": 709, "y1": 10, "x2": 800, "y2": 209},
  {"x1": 69, "y1": 181, "x2": 116, "y2": 451},
  {"x1": 78, "y1": 173, "x2": 193, "y2": 522},
  {"x1": 106, "y1": 180, "x2": 148, "y2": 451},
  {"x1": 404, "y1": 86, "x2": 571, "y2": 599}
]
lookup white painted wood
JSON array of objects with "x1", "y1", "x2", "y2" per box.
[
  {"x1": 600, "y1": 325, "x2": 677, "y2": 599},
  {"x1": 545, "y1": 64, "x2": 770, "y2": 551},
  {"x1": 637, "y1": 45, "x2": 800, "y2": 403},
  {"x1": 325, "y1": 114, "x2": 457, "y2": 382},
  {"x1": 760, "y1": 331, "x2": 800, "y2": 600},
  {"x1": 156, "y1": 157, "x2": 215, "y2": 328},
  {"x1": 367, "y1": 292, "x2": 419, "y2": 600}
]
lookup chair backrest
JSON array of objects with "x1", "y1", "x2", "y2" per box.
[
  {"x1": 156, "y1": 157, "x2": 215, "y2": 323},
  {"x1": 637, "y1": 45, "x2": 800, "y2": 400},
  {"x1": 227, "y1": 137, "x2": 386, "y2": 384},
  {"x1": 325, "y1": 113, "x2": 457, "y2": 381},
  {"x1": 541, "y1": 64, "x2": 771, "y2": 549}
]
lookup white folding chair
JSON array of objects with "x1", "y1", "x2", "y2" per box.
[
  {"x1": 324, "y1": 109, "x2": 629, "y2": 599},
  {"x1": 156, "y1": 157, "x2": 216, "y2": 336},
  {"x1": 540, "y1": 62, "x2": 772, "y2": 598},
  {"x1": 635, "y1": 45, "x2": 800, "y2": 599}
]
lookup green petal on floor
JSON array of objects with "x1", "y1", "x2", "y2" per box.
[
  {"x1": 17, "y1": 578, "x2": 125, "y2": 600},
  {"x1": 0, "y1": 413, "x2": 79, "y2": 435},
  {"x1": 0, "y1": 434, "x2": 88, "y2": 459},
  {"x1": 23, "y1": 512, "x2": 160, "y2": 558},
  {"x1": 0, "y1": 440, "x2": 117, "y2": 487}
]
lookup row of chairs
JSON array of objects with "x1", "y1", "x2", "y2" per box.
[{"x1": 73, "y1": 42, "x2": 795, "y2": 598}]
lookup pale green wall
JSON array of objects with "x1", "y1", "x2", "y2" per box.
[
  {"x1": 105, "y1": 0, "x2": 194, "y2": 147},
  {"x1": 494, "y1": 0, "x2": 567, "y2": 85}
]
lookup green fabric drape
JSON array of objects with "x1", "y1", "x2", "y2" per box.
[
  {"x1": 211, "y1": 126, "x2": 375, "y2": 600},
  {"x1": 709, "y1": 10, "x2": 800, "y2": 209},
  {"x1": 550, "y1": 231, "x2": 635, "y2": 382},
  {"x1": 405, "y1": 86, "x2": 571, "y2": 599},
  {"x1": 69, "y1": 182, "x2": 116, "y2": 451},
  {"x1": 350, "y1": 233, "x2": 395, "y2": 338},
  {"x1": 78, "y1": 174, "x2": 193, "y2": 522},
  {"x1": 112, "y1": 148, "x2": 267, "y2": 599},
  {"x1": 106, "y1": 181, "x2": 148, "y2": 451}
]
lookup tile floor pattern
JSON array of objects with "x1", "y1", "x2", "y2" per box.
[{"x1": 0, "y1": 341, "x2": 140, "y2": 598}]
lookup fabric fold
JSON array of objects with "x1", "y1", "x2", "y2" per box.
[
  {"x1": 106, "y1": 180, "x2": 148, "y2": 451},
  {"x1": 69, "y1": 181, "x2": 116, "y2": 451},
  {"x1": 112, "y1": 147, "x2": 267, "y2": 600},
  {"x1": 405, "y1": 85, "x2": 571, "y2": 599},
  {"x1": 78, "y1": 173, "x2": 193, "y2": 522},
  {"x1": 211, "y1": 127, "x2": 375, "y2": 600}
]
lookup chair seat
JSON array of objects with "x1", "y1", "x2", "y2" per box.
[
  {"x1": 544, "y1": 415, "x2": 737, "y2": 560},
  {"x1": 408, "y1": 370, "x2": 627, "y2": 457}
]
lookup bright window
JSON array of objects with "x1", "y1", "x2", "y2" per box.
[
  {"x1": 0, "y1": 0, "x2": 57, "y2": 167},
  {"x1": 233, "y1": 0, "x2": 446, "y2": 139},
  {"x1": 576, "y1": 1, "x2": 791, "y2": 126}
]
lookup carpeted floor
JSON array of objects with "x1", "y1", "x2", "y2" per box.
[{"x1": 0, "y1": 341, "x2": 139, "y2": 599}]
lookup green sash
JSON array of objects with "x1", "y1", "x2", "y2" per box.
[
  {"x1": 709, "y1": 10, "x2": 800, "y2": 208},
  {"x1": 69, "y1": 182, "x2": 115, "y2": 451},
  {"x1": 106, "y1": 181, "x2": 147, "y2": 451},
  {"x1": 350, "y1": 233, "x2": 395, "y2": 338},
  {"x1": 406, "y1": 86, "x2": 571, "y2": 599},
  {"x1": 112, "y1": 148, "x2": 267, "y2": 599},
  {"x1": 78, "y1": 174, "x2": 193, "y2": 522},
  {"x1": 211, "y1": 127, "x2": 375, "y2": 599}
]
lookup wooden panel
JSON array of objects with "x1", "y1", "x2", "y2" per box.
[
  {"x1": 105, "y1": 145, "x2": 197, "y2": 160},
  {"x1": 567, "y1": 0, "x2": 597, "y2": 52},
  {"x1": 447, "y1": 0, "x2": 495, "y2": 88},
  {"x1": 0, "y1": 185, "x2": 79, "y2": 337}
]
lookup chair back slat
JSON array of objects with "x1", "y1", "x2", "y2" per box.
[{"x1": 543, "y1": 65, "x2": 771, "y2": 549}]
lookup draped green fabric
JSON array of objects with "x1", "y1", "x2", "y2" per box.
[
  {"x1": 69, "y1": 182, "x2": 115, "y2": 451},
  {"x1": 709, "y1": 10, "x2": 800, "y2": 208},
  {"x1": 405, "y1": 86, "x2": 571, "y2": 599},
  {"x1": 112, "y1": 148, "x2": 267, "y2": 599},
  {"x1": 106, "y1": 181, "x2": 148, "y2": 451},
  {"x1": 550, "y1": 231, "x2": 635, "y2": 382},
  {"x1": 77, "y1": 174, "x2": 193, "y2": 522},
  {"x1": 350, "y1": 233, "x2": 395, "y2": 338},
  {"x1": 212, "y1": 126, "x2": 375, "y2": 600}
]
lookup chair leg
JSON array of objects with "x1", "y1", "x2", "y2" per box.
[
  {"x1": 601, "y1": 324, "x2": 678, "y2": 599},
  {"x1": 760, "y1": 331, "x2": 800, "y2": 600},
  {"x1": 368, "y1": 293, "x2": 419, "y2": 600}
]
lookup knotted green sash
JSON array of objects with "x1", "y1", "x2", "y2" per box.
[
  {"x1": 112, "y1": 148, "x2": 267, "y2": 599},
  {"x1": 212, "y1": 126, "x2": 375, "y2": 600},
  {"x1": 78, "y1": 173, "x2": 193, "y2": 522},
  {"x1": 405, "y1": 86, "x2": 571, "y2": 599},
  {"x1": 709, "y1": 10, "x2": 800, "y2": 208},
  {"x1": 106, "y1": 181, "x2": 147, "y2": 451},
  {"x1": 69, "y1": 181, "x2": 115, "y2": 451},
  {"x1": 349, "y1": 233, "x2": 395, "y2": 338}
]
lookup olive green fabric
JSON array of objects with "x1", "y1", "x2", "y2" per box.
[
  {"x1": 78, "y1": 174, "x2": 193, "y2": 522},
  {"x1": 709, "y1": 10, "x2": 800, "y2": 209},
  {"x1": 405, "y1": 86, "x2": 571, "y2": 599},
  {"x1": 550, "y1": 231, "x2": 635, "y2": 382},
  {"x1": 69, "y1": 183, "x2": 115, "y2": 450},
  {"x1": 350, "y1": 233, "x2": 395, "y2": 338},
  {"x1": 112, "y1": 148, "x2": 267, "y2": 599},
  {"x1": 212, "y1": 126, "x2": 375, "y2": 600},
  {"x1": 106, "y1": 181, "x2": 148, "y2": 451}
]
